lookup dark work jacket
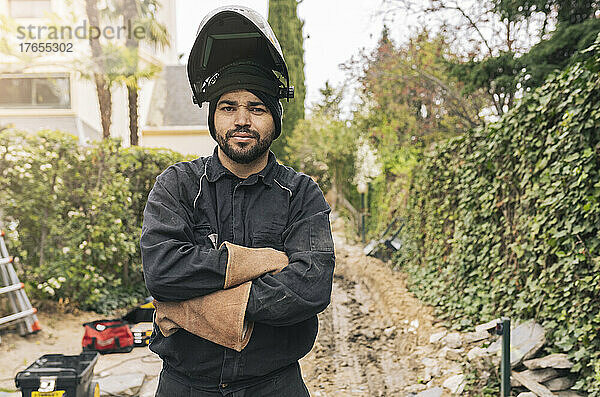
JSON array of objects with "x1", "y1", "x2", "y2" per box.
[{"x1": 140, "y1": 147, "x2": 335, "y2": 386}]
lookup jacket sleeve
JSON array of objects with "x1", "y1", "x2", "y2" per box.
[
  {"x1": 141, "y1": 169, "x2": 227, "y2": 302},
  {"x1": 244, "y1": 177, "x2": 335, "y2": 326}
]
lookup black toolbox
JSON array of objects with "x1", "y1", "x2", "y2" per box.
[{"x1": 15, "y1": 352, "x2": 100, "y2": 397}]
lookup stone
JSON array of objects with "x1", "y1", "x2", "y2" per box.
[
  {"x1": 421, "y1": 357, "x2": 438, "y2": 368},
  {"x1": 475, "y1": 318, "x2": 501, "y2": 333},
  {"x1": 480, "y1": 371, "x2": 491, "y2": 382},
  {"x1": 0, "y1": 393, "x2": 20, "y2": 397},
  {"x1": 511, "y1": 368, "x2": 559, "y2": 387},
  {"x1": 429, "y1": 330, "x2": 447, "y2": 344},
  {"x1": 523, "y1": 353, "x2": 574, "y2": 370},
  {"x1": 414, "y1": 345, "x2": 434, "y2": 356},
  {"x1": 516, "y1": 393, "x2": 537, "y2": 397},
  {"x1": 436, "y1": 347, "x2": 449, "y2": 359},
  {"x1": 96, "y1": 372, "x2": 145, "y2": 397},
  {"x1": 442, "y1": 332, "x2": 462, "y2": 349},
  {"x1": 554, "y1": 391, "x2": 584, "y2": 397},
  {"x1": 445, "y1": 348, "x2": 465, "y2": 361},
  {"x1": 421, "y1": 357, "x2": 441, "y2": 380},
  {"x1": 139, "y1": 376, "x2": 158, "y2": 397},
  {"x1": 463, "y1": 329, "x2": 491, "y2": 344},
  {"x1": 383, "y1": 326, "x2": 396, "y2": 338},
  {"x1": 423, "y1": 365, "x2": 441, "y2": 380},
  {"x1": 405, "y1": 384, "x2": 427, "y2": 393},
  {"x1": 442, "y1": 374, "x2": 465, "y2": 394},
  {"x1": 421, "y1": 372, "x2": 432, "y2": 383},
  {"x1": 408, "y1": 319, "x2": 420, "y2": 333},
  {"x1": 467, "y1": 347, "x2": 489, "y2": 361},
  {"x1": 442, "y1": 363, "x2": 463, "y2": 376},
  {"x1": 486, "y1": 320, "x2": 545, "y2": 367},
  {"x1": 362, "y1": 329, "x2": 376, "y2": 340},
  {"x1": 544, "y1": 377, "x2": 575, "y2": 391},
  {"x1": 415, "y1": 387, "x2": 444, "y2": 397},
  {"x1": 511, "y1": 371, "x2": 555, "y2": 397}
]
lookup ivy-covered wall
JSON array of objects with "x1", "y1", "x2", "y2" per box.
[
  {"x1": 0, "y1": 130, "x2": 188, "y2": 312},
  {"x1": 395, "y1": 44, "x2": 600, "y2": 392}
]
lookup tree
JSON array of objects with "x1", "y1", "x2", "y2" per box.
[
  {"x1": 85, "y1": 0, "x2": 113, "y2": 139},
  {"x1": 84, "y1": 0, "x2": 170, "y2": 143},
  {"x1": 102, "y1": 0, "x2": 170, "y2": 146},
  {"x1": 484, "y1": 0, "x2": 600, "y2": 91},
  {"x1": 286, "y1": 82, "x2": 357, "y2": 202},
  {"x1": 313, "y1": 81, "x2": 343, "y2": 118},
  {"x1": 519, "y1": 18, "x2": 600, "y2": 89},
  {"x1": 344, "y1": 27, "x2": 488, "y2": 236},
  {"x1": 381, "y1": 0, "x2": 545, "y2": 116},
  {"x1": 382, "y1": 0, "x2": 600, "y2": 115},
  {"x1": 268, "y1": 0, "x2": 306, "y2": 160},
  {"x1": 0, "y1": 129, "x2": 187, "y2": 311},
  {"x1": 351, "y1": 27, "x2": 483, "y2": 159}
]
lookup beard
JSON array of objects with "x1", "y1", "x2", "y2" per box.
[{"x1": 216, "y1": 126, "x2": 275, "y2": 164}]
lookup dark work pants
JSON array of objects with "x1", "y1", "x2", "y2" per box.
[{"x1": 155, "y1": 362, "x2": 311, "y2": 397}]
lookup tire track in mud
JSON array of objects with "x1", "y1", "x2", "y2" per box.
[{"x1": 302, "y1": 272, "x2": 407, "y2": 396}]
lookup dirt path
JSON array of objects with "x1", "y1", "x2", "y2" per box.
[{"x1": 300, "y1": 217, "x2": 458, "y2": 396}]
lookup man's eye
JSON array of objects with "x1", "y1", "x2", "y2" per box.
[
  {"x1": 220, "y1": 106, "x2": 236, "y2": 112},
  {"x1": 251, "y1": 107, "x2": 267, "y2": 114}
]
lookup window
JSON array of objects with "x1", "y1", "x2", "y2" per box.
[
  {"x1": 0, "y1": 75, "x2": 71, "y2": 109},
  {"x1": 8, "y1": 0, "x2": 52, "y2": 18}
]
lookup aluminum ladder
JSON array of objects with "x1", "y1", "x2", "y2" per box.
[{"x1": 0, "y1": 229, "x2": 41, "y2": 336}]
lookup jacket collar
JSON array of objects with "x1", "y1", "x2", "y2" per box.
[{"x1": 205, "y1": 146, "x2": 276, "y2": 187}]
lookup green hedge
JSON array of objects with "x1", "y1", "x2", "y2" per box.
[
  {"x1": 395, "y1": 41, "x2": 600, "y2": 392},
  {"x1": 0, "y1": 130, "x2": 188, "y2": 312}
]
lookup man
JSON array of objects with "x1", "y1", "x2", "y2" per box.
[{"x1": 140, "y1": 6, "x2": 335, "y2": 396}]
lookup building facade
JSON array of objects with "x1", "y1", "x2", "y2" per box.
[{"x1": 0, "y1": 0, "x2": 211, "y2": 156}]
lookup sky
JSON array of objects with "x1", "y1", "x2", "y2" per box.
[{"x1": 176, "y1": 0, "x2": 403, "y2": 109}]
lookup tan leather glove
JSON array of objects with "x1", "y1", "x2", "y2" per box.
[
  {"x1": 154, "y1": 281, "x2": 253, "y2": 352},
  {"x1": 154, "y1": 244, "x2": 289, "y2": 351},
  {"x1": 222, "y1": 242, "x2": 289, "y2": 288}
]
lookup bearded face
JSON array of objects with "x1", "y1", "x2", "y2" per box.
[{"x1": 213, "y1": 90, "x2": 276, "y2": 164}]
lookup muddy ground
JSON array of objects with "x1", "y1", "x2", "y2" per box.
[
  {"x1": 300, "y1": 218, "x2": 459, "y2": 396},
  {"x1": 1, "y1": 218, "x2": 462, "y2": 396}
]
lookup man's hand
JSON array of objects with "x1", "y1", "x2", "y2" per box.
[
  {"x1": 154, "y1": 282, "x2": 253, "y2": 352},
  {"x1": 222, "y1": 242, "x2": 288, "y2": 288},
  {"x1": 153, "y1": 244, "x2": 289, "y2": 351}
]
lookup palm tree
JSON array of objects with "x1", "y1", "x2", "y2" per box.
[
  {"x1": 85, "y1": 0, "x2": 113, "y2": 139},
  {"x1": 103, "y1": 0, "x2": 170, "y2": 145}
]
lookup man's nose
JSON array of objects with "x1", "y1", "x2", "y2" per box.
[{"x1": 234, "y1": 107, "x2": 251, "y2": 126}]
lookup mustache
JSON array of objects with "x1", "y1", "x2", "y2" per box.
[{"x1": 226, "y1": 127, "x2": 260, "y2": 139}]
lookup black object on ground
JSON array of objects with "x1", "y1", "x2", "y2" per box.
[
  {"x1": 130, "y1": 322, "x2": 153, "y2": 347},
  {"x1": 121, "y1": 297, "x2": 154, "y2": 324},
  {"x1": 364, "y1": 217, "x2": 404, "y2": 262},
  {"x1": 15, "y1": 351, "x2": 100, "y2": 397},
  {"x1": 121, "y1": 297, "x2": 155, "y2": 347}
]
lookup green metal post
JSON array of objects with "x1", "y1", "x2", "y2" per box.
[
  {"x1": 500, "y1": 317, "x2": 511, "y2": 397},
  {"x1": 360, "y1": 192, "x2": 366, "y2": 243}
]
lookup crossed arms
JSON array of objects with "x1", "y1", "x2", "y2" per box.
[{"x1": 141, "y1": 170, "x2": 335, "y2": 351}]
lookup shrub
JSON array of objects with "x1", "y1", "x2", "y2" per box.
[
  {"x1": 0, "y1": 130, "x2": 187, "y2": 312},
  {"x1": 394, "y1": 38, "x2": 600, "y2": 393}
]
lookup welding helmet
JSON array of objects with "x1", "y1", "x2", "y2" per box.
[{"x1": 188, "y1": 6, "x2": 294, "y2": 107}]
